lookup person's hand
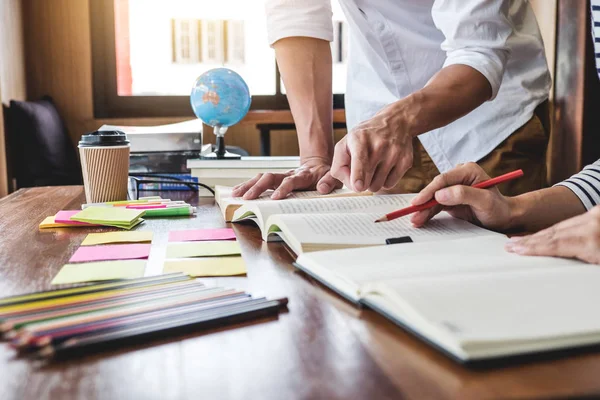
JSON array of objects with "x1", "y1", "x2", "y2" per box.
[
  {"x1": 230, "y1": 157, "x2": 342, "y2": 200},
  {"x1": 330, "y1": 103, "x2": 413, "y2": 193},
  {"x1": 505, "y1": 207, "x2": 600, "y2": 264},
  {"x1": 410, "y1": 162, "x2": 515, "y2": 231}
]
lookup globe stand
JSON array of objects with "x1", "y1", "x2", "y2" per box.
[{"x1": 200, "y1": 125, "x2": 241, "y2": 160}]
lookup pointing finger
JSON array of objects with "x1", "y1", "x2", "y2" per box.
[{"x1": 331, "y1": 140, "x2": 351, "y2": 188}]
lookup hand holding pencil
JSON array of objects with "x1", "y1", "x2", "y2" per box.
[{"x1": 377, "y1": 164, "x2": 523, "y2": 232}]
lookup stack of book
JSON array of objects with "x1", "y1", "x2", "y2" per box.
[
  {"x1": 0, "y1": 273, "x2": 288, "y2": 360},
  {"x1": 187, "y1": 157, "x2": 300, "y2": 197}
]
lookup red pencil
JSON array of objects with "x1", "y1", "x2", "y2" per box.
[{"x1": 374, "y1": 169, "x2": 524, "y2": 223}]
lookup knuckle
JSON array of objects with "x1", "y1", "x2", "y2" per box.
[
  {"x1": 545, "y1": 227, "x2": 558, "y2": 244},
  {"x1": 464, "y1": 162, "x2": 479, "y2": 170},
  {"x1": 435, "y1": 172, "x2": 449, "y2": 187},
  {"x1": 371, "y1": 141, "x2": 386, "y2": 154},
  {"x1": 590, "y1": 233, "x2": 600, "y2": 249},
  {"x1": 451, "y1": 185, "x2": 465, "y2": 199},
  {"x1": 281, "y1": 176, "x2": 296, "y2": 186}
]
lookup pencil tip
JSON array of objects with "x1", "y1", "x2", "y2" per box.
[{"x1": 374, "y1": 217, "x2": 386, "y2": 223}]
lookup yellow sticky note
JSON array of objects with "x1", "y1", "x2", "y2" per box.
[
  {"x1": 81, "y1": 231, "x2": 154, "y2": 246},
  {"x1": 71, "y1": 207, "x2": 144, "y2": 225},
  {"x1": 39, "y1": 216, "x2": 78, "y2": 229},
  {"x1": 51, "y1": 260, "x2": 147, "y2": 285},
  {"x1": 163, "y1": 257, "x2": 247, "y2": 277},
  {"x1": 166, "y1": 241, "x2": 242, "y2": 258}
]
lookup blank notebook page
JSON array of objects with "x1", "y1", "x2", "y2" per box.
[{"x1": 371, "y1": 264, "x2": 599, "y2": 344}]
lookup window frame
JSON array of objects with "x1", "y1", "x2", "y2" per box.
[{"x1": 90, "y1": 0, "x2": 344, "y2": 119}]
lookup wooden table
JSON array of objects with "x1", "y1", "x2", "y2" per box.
[{"x1": 2, "y1": 187, "x2": 600, "y2": 400}]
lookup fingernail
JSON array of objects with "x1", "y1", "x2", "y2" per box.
[
  {"x1": 436, "y1": 189, "x2": 449, "y2": 201},
  {"x1": 354, "y1": 180, "x2": 364, "y2": 191},
  {"x1": 318, "y1": 183, "x2": 330, "y2": 192},
  {"x1": 272, "y1": 190, "x2": 281, "y2": 198},
  {"x1": 505, "y1": 243, "x2": 525, "y2": 254}
]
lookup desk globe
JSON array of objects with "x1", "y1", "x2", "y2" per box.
[{"x1": 190, "y1": 68, "x2": 252, "y2": 159}]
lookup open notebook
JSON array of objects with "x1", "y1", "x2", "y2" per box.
[
  {"x1": 295, "y1": 235, "x2": 595, "y2": 363},
  {"x1": 229, "y1": 192, "x2": 500, "y2": 254}
]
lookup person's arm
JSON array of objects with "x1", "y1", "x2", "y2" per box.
[
  {"x1": 330, "y1": 0, "x2": 513, "y2": 193},
  {"x1": 410, "y1": 163, "x2": 586, "y2": 232},
  {"x1": 232, "y1": 1, "x2": 341, "y2": 200},
  {"x1": 409, "y1": 162, "x2": 600, "y2": 264}
]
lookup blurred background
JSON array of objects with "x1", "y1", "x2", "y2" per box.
[{"x1": 0, "y1": 0, "x2": 597, "y2": 198}]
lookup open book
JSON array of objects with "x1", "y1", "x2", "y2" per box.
[
  {"x1": 295, "y1": 235, "x2": 595, "y2": 363},
  {"x1": 229, "y1": 192, "x2": 500, "y2": 254},
  {"x1": 214, "y1": 185, "x2": 370, "y2": 222}
]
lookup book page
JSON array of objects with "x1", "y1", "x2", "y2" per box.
[
  {"x1": 218, "y1": 185, "x2": 368, "y2": 207},
  {"x1": 233, "y1": 194, "x2": 415, "y2": 228},
  {"x1": 296, "y1": 236, "x2": 573, "y2": 288},
  {"x1": 217, "y1": 185, "x2": 370, "y2": 221},
  {"x1": 367, "y1": 264, "x2": 598, "y2": 347},
  {"x1": 270, "y1": 211, "x2": 494, "y2": 247}
]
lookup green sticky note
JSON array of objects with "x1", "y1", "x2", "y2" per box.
[
  {"x1": 71, "y1": 207, "x2": 145, "y2": 229},
  {"x1": 163, "y1": 257, "x2": 246, "y2": 277},
  {"x1": 51, "y1": 260, "x2": 147, "y2": 285},
  {"x1": 166, "y1": 241, "x2": 241, "y2": 258}
]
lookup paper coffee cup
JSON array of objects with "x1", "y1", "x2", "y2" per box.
[{"x1": 79, "y1": 131, "x2": 130, "y2": 203}]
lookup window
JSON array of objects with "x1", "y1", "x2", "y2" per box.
[
  {"x1": 172, "y1": 19, "x2": 201, "y2": 63},
  {"x1": 227, "y1": 20, "x2": 246, "y2": 64},
  {"x1": 203, "y1": 20, "x2": 224, "y2": 63},
  {"x1": 90, "y1": 0, "x2": 346, "y2": 118}
]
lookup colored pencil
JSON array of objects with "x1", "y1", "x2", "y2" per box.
[
  {"x1": 0, "y1": 276, "x2": 198, "y2": 317},
  {"x1": 0, "y1": 273, "x2": 188, "y2": 307},
  {"x1": 34, "y1": 298, "x2": 288, "y2": 360},
  {"x1": 15, "y1": 288, "x2": 241, "y2": 336},
  {"x1": 1, "y1": 281, "x2": 208, "y2": 333},
  {"x1": 18, "y1": 294, "x2": 255, "y2": 350},
  {"x1": 374, "y1": 169, "x2": 524, "y2": 222}
]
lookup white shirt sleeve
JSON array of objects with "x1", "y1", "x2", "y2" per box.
[
  {"x1": 431, "y1": 0, "x2": 512, "y2": 100},
  {"x1": 265, "y1": 0, "x2": 334, "y2": 46}
]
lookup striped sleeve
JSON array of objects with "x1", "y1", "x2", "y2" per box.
[
  {"x1": 555, "y1": 160, "x2": 600, "y2": 210},
  {"x1": 593, "y1": 0, "x2": 600, "y2": 79}
]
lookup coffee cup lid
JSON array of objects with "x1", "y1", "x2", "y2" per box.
[{"x1": 79, "y1": 130, "x2": 130, "y2": 147}]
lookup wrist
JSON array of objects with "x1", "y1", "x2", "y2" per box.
[
  {"x1": 388, "y1": 93, "x2": 424, "y2": 138},
  {"x1": 505, "y1": 196, "x2": 527, "y2": 231},
  {"x1": 299, "y1": 131, "x2": 334, "y2": 164},
  {"x1": 300, "y1": 154, "x2": 332, "y2": 166},
  {"x1": 505, "y1": 192, "x2": 541, "y2": 232}
]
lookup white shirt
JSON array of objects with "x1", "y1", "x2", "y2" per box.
[{"x1": 265, "y1": 0, "x2": 551, "y2": 172}]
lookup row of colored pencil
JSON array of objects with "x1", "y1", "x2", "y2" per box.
[{"x1": 0, "y1": 273, "x2": 287, "y2": 360}]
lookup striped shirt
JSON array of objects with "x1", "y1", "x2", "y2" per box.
[
  {"x1": 594, "y1": 0, "x2": 600, "y2": 79},
  {"x1": 557, "y1": 160, "x2": 600, "y2": 210},
  {"x1": 555, "y1": 3, "x2": 600, "y2": 210}
]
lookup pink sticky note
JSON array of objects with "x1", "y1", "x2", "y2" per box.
[
  {"x1": 55, "y1": 210, "x2": 100, "y2": 226},
  {"x1": 69, "y1": 243, "x2": 151, "y2": 263},
  {"x1": 168, "y1": 228, "x2": 236, "y2": 242}
]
